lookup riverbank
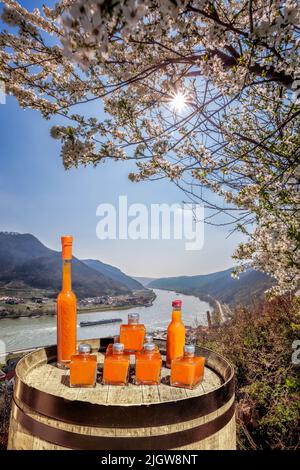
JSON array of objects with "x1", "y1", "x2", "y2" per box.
[
  {"x1": 153, "y1": 286, "x2": 230, "y2": 325},
  {"x1": 156, "y1": 286, "x2": 215, "y2": 308},
  {"x1": 0, "y1": 289, "x2": 156, "y2": 320}
]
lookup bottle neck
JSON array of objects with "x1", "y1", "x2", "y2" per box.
[
  {"x1": 144, "y1": 349, "x2": 155, "y2": 355},
  {"x1": 113, "y1": 350, "x2": 123, "y2": 356},
  {"x1": 62, "y1": 259, "x2": 72, "y2": 291},
  {"x1": 172, "y1": 309, "x2": 182, "y2": 322},
  {"x1": 184, "y1": 352, "x2": 194, "y2": 359}
]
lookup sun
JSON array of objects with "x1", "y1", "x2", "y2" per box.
[{"x1": 170, "y1": 91, "x2": 187, "y2": 112}]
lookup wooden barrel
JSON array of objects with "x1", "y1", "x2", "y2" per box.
[{"x1": 8, "y1": 338, "x2": 235, "y2": 450}]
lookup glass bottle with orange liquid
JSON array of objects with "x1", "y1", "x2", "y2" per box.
[
  {"x1": 56, "y1": 236, "x2": 77, "y2": 369},
  {"x1": 102, "y1": 343, "x2": 130, "y2": 385},
  {"x1": 120, "y1": 313, "x2": 145, "y2": 352},
  {"x1": 135, "y1": 342, "x2": 162, "y2": 385},
  {"x1": 166, "y1": 300, "x2": 185, "y2": 368},
  {"x1": 70, "y1": 343, "x2": 97, "y2": 388},
  {"x1": 171, "y1": 344, "x2": 205, "y2": 389}
]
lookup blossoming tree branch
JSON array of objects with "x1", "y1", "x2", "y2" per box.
[{"x1": 0, "y1": 0, "x2": 299, "y2": 295}]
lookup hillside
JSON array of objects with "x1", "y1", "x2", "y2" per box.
[
  {"x1": 0, "y1": 232, "x2": 130, "y2": 298},
  {"x1": 83, "y1": 259, "x2": 144, "y2": 291},
  {"x1": 149, "y1": 268, "x2": 274, "y2": 305}
]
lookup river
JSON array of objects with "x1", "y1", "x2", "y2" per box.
[{"x1": 0, "y1": 289, "x2": 210, "y2": 353}]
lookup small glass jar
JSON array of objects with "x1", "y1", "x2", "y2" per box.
[
  {"x1": 119, "y1": 313, "x2": 146, "y2": 352},
  {"x1": 69, "y1": 343, "x2": 97, "y2": 388},
  {"x1": 135, "y1": 343, "x2": 162, "y2": 385},
  {"x1": 170, "y1": 344, "x2": 205, "y2": 389},
  {"x1": 102, "y1": 343, "x2": 130, "y2": 385}
]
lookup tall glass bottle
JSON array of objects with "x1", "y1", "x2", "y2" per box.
[
  {"x1": 166, "y1": 299, "x2": 185, "y2": 368},
  {"x1": 56, "y1": 236, "x2": 77, "y2": 368}
]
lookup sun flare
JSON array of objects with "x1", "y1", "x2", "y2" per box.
[{"x1": 170, "y1": 91, "x2": 187, "y2": 112}]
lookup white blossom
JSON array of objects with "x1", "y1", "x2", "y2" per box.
[{"x1": 1, "y1": 0, "x2": 300, "y2": 295}]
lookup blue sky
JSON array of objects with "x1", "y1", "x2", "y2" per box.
[{"x1": 0, "y1": 0, "x2": 245, "y2": 278}]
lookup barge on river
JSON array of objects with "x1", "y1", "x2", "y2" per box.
[{"x1": 79, "y1": 318, "x2": 122, "y2": 327}]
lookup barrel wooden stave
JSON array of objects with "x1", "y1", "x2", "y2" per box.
[{"x1": 10, "y1": 395, "x2": 236, "y2": 450}]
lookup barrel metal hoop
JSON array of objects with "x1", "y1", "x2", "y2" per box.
[
  {"x1": 14, "y1": 345, "x2": 235, "y2": 428},
  {"x1": 13, "y1": 399, "x2": 235, "y2": 450}
]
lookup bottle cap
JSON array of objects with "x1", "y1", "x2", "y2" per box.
[
  {"x1": 128, "y1": 313, "x2": 139, "y2": 324},
  {"x1": 184, "y1": 344, "x2": 195, "y2": 354},
  {"x1": 144, "y1": 342, "x2": 155, "y2": 352},
  {"x1": 113, "y1": 343, "x2": 124, "y2": 353},
  {"x1": 144, "y1": 334, "x2": 153, "y2": 343},
  {"x1": 61, "y1": 235, "x2": 73, "y2": 259},
  {"x1": 78, "y1": 343, "x2": 92, "y2": 354},
  {"x1": 172, "y1": 299, "x2": 182, "y2": 308}
]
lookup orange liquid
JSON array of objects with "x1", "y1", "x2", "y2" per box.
[
  {"x1": 103, "y1": 353, "x2": 130, "y2": 385},
  {"x1": 57, "y1": 260, "x2": 77, "y2": 367},
  {"x1": 171, "y1": 355, "x2": 205, "y2": 389},
  {"x1": 166, "y1": 309, "x2": 185, "y2": 368},
  {"x1": 120, "y1": 323, "x2": 146, "y2": 352},
  {"x1": 70, "y1": 353, "x2": 97, "y2": 387},
  {"x1": 135, "y1": 351, "x2": 162, "y2": 385}
]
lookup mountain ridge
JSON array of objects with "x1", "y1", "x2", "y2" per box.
[
  {"x1": 0, "y1": 232, "x2": 133, "y2": 298},
  {"x1": 82, "y1": 259, "x2": 144, "y2": 291},
  {"x1": 148, "y1": 267, "x2": 274, "y2": 305}
]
